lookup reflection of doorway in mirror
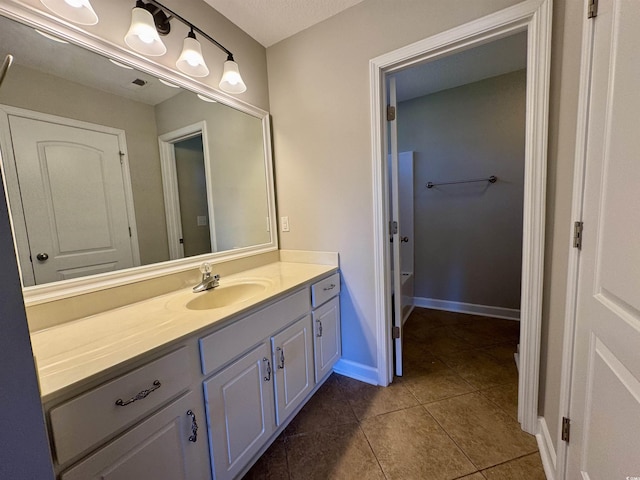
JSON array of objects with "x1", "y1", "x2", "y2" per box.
[
  {"x1": 158, "y1": 121, "x2": 217, "y2": 260},
  {"x1": 0, "y1": 106, "x2": 140, "y2": 286},
  {"x1": 174, "y1": 134, "x2": 211, "y2": 257}
]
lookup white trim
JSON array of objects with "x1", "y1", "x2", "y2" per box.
[
  {"x1": 0, "y1": 104, "x2": 141, "y2": 281},
  {"x1": 158, "y1": 121, "x2": 218, "y2": 259},
  {"x1": 369, "y1": 0, "x2": 552, "y2": 433},
  {"x1": 414, "y1": 297, "x2": 521, "y2": 321},
  {"x1": 332, "y1": 359, "x2": 378, "y2": 385},
  {"x1": 556, "y1": 2, "x2": 596, "y2": 479},
  {"x1": 537, "y1": 416, "x2": 557, "y2": 480},
  {"x1": 0, "y1": 3, "x2": 279, "y2": 306}
]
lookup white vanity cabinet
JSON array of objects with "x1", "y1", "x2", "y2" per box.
[
  {"x1": 50, "y1": 347, "x2": 210, "y2": 480},
  {"x1": 311, "y1": 273, "x2": 342, "y2": 382}
]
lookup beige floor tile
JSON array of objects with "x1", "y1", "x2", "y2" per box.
[
  {"x1": 242, "y1": 435, "x2": 289, "y2": 480},
  {"x1": 361, "y1": 406, "x2": 476, "y2": 480},
  {"x1": 480, "y1": 383, "x2": 519, "y2": 420},
  {"x1": 337, "y1": 374, "x2": 418, "y2": 420},
  {"x1": 286, "y1": 424, "x2": 385, "y2": 480},
  {"x1": 425, "y1": 392, "x2": 537, "y2": 469},
  {"x1": 456, "y1": 474, "x2": 486, "y2": 480},
  {"x1": 284, "y1": 374, "x2": 357, "y2": 436},
  {"x1": 398, "y1": 358, "x2": 476, "y2": 404},
  {"x1": 439, "y1": 349, "x2": 518, "y2": 389},
  {"x1": 481, "y1": 452, "x2": 546, "y2": 479},
  {"x1": 418, "y1": 326, "x2": 477, "y2": 356}
]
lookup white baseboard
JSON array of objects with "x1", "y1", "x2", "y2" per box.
[
  {"x1": 333, "y1": 358, "x2": 378, "y2": 385},
  {"x1": 536, "y1": 416, "x2": 557, "y2": 480},
  {"x1": 414, "y1": 297, "x2": 521, "y2": 321}
]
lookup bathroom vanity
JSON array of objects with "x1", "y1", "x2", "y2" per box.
[{"x1": 32, "y1": 262, "x2": 341, "y2": 480}]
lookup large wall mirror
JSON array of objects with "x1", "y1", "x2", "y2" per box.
[{"x1": 0, "y1": 10, "x2": 277, "y2": 301}]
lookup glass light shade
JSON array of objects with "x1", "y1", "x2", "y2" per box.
[
  {"x1": 40, "y1": 0, "x2": 98, "y2": 25},
  {"x1": 124, "y1": 6, "x2": 166, "y2": 56},
  {"x1": 219, "y1": 59, "x2": 247, "y2": 94},
  {"x1": 176, "y1": 35, "x2": 209, "y2": 77}
]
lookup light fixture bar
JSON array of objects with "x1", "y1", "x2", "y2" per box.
[{"x1": 145, "y1": 0, "x2": 233, "y2": 59}]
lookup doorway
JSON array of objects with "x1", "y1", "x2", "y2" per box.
[
  {"x1": 158, "y1": 121, "x2": 217, "y2": 259},
  {"x1": 370, "y1": 0, "x2": 552, "y2": 435}
]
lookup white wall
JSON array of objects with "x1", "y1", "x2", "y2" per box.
[
  {"x1": 398, "y1": 70, "x2": 526, "y2": 310},
  {"x1": 267, "y1": 0, "x2": 523, "y2": 372}
]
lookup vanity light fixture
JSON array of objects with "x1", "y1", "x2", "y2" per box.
[
  {"x1": 40, "y1": 0, "x2": 98, "y2": 25},
  {"x1": 197, "y1": 93, "x2": 217, "y2": 103},
  {"x1": 123, "y1": 0, "x2": 247, "y2": 93},
  {"x1": 34, "y1": 29, "x2": 69, "y2": 44},
  {"x1": 108, "y1": 59, "x2": 134, "y2": 70},
  {"x1": 124, "y1": 0, "x2": 168, "y2": 56},
  {"x1": 159, "y1": 78, "x2": 180, "y2": 88},
  {"x1": 176, "y1": 29, "x2": 209, "y2": 77}
]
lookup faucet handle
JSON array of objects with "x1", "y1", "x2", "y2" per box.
[{"x1": 200, "y1": 262, "x2": 212, "y2": 275}]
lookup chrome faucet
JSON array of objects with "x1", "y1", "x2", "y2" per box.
[{"x1": 193, "y1": 262, "x2": 220, "y2": 293}]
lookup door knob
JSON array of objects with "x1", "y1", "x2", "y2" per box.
[{"x1": 36, "y1": 253, "x2": 49, "y2": 261}]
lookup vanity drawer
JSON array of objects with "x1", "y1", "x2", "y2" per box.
[
  {"x1": 311, "y1": 273, "x2": 340, "y2": 308},
  {"x1": 50, "y1": 347, "x2": 191, "y2": 465},
  {"x1": 200, "y1": 288, "x2": 310, "y2": 376}
]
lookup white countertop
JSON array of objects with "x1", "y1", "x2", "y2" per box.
[{"x1": 31, "y1": 261, "x2": 337, "y2": 402}]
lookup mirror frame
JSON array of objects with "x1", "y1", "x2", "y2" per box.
[{"x1": 0, "y1": 3, "x2": 278, "y2": 305}]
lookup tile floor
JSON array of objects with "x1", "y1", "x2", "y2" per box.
[{"x1": 242, "y1": 308, "x2": 546, "y2": 480}]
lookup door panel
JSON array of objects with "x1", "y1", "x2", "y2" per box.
[
  {"x1": 568, "y1": 0, "x2": 640, "y2": 477},
  {"x1": 8, "y1": 115, "x2": 135, "y2": 285}
]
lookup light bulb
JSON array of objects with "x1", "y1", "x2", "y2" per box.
[{"x1": 64, "y1": 0, "x2": 83, "y2": 7}]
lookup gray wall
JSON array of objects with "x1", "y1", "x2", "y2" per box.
[
  {"x1": 268, "y1": 0, "x2": 582, "y2": 454},
  {"x1": 398, "y1": 70, "x2": 525, "y2": 310},
  {"x1": 0, "y1": 180, "x2": 54, "y2": 479}
]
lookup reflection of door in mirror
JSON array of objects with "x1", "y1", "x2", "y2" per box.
[
  {"x1": 3, "y1": 109, "x2": 140, "y2": 286},
  {"x1": 174, "y1": 134, "x2": 211, "y2": 258}
]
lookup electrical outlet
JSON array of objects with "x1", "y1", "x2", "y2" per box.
[{"x1": 281, "y1": 216, "x2": 290, "y2": 232}]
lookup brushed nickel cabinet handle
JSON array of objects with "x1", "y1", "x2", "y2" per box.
[
  {"x1": 276, "y1": 347, "x2": 285, "y2": 369},
  {"x1": 263, "y1": 358, "x2": 271, "y2": 381},
  {"x1": 316, "y1": 319, "x2": 323, "y2": 337},
  {"x1": 323, "y1": 284, "x2": 336, "y2": 291},
  {"x1": 186, "y1": 410, "x2": 198, "y2": 442}
]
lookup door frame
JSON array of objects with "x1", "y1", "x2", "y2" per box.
[
  {"x1": 158, "y1": 121, "x2": 217, "y2": 259},
  {"x1": 0, "y1": 104, "x2": 141, "y2": 286},
  {"x1": 369, "y1": 0, "x2": 552, "y2": 435},
  {"x1": 555, "y1": 2, "x2": 596, "y2": 478}
]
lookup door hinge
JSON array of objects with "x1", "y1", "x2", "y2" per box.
[
  {"x1": 128, "y1": 227, "x2": 132, "y2": 237},
  {"x1": 119, "y1": 151, "x2": 125, "y2": 165},
  {"x1": 392, "y1": 326, "x2": 400, "y2": 339},
  {"x1": 573, "y1": 221, "x2": 584, "y2": 250},
  {"x1": 562, "y1": 416, "x2": 571, "y2": 442},
  {"x1": 389, "y1": 220, "x2": 398, "y2": 235},
  {"x1": 386, "y1": 105, "x2": 396, "y2": 121},
  {"x1": 588, "y1": 0, "x2": 598, "y2": 18}
]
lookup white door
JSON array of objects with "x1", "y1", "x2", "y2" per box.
[
  {"x1": 8, "y1": 115, "x2": 136, "y2": 285},
  {"x1": 567, "y1": 0, "x2": 640, "y2": 477},
  {"x1": 398, "y1": 151, "x2": 415, "y2": 322},
  {"x1": 388, "y1": 76, "x2": 404, "y2": 377}
]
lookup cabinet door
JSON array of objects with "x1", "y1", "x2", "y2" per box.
[
  {"x1": 61, "y1": 391, "x2": 210, "y2": 480},
  {"x1": 204, "y1": 343, "x2": 275, "y2": 480},
  {"x1": 272, "y1": 315, "x2": 314, "y2": 425},
  {"x1": 313, "y1": 297, "x2": 341, "y2": 382}
]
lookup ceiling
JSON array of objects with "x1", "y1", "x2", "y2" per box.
[
  {"x1": 203, "y1": 0, "x2": 366, "y2": 47},
  {"x1": 393, "y1": 32, "x2": 528, "y2": 103}
]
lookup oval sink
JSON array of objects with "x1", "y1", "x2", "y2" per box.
[{"x1": 186, "y1": 282, "x2": 268, "y2": 310}]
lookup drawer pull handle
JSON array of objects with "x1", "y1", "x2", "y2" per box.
[
  {"x1": 115, "y1": 380, "x2": 161, "y2": 407},
  {"x1": 323, "y1": 284, "x2": 336, "y2": 291},
  {"x1": 186, "y1": 410, "x2": 198, "y2": 442},
  {"x1": 316, "y1": 319, "x2": 323, "y2": 337},
  {"x1": 263, "y1": 358, "x2": 271, "y2": 381},
  {"x1": 276, "y1": 347, "x2": 285, "y2": 369}
]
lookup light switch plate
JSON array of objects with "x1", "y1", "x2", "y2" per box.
[{"x1": 281, "y1": 216, "x2": 290, "y2": 232}]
